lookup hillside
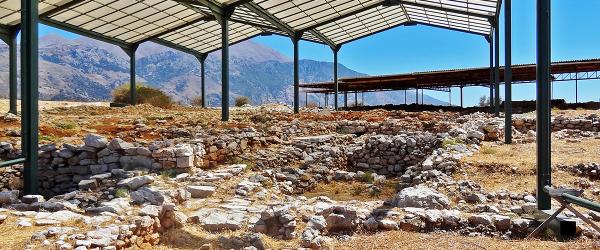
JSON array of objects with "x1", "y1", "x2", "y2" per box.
[{"x1": 0, "y1": 34, "x2": 445, "y2": 106}]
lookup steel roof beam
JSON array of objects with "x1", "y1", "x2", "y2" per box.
[
  {"x1": 309, "y1": 30, "x2": 337, "y2": 49},
  {"x1": 152, "y1": 38, "x2": 203, "y2": 56},
  {"x1": 243, "y1": 1, "x2": 296, "y2": 37},
  {"x1": 412, "y1": 21, "x2": 488, "y2": 37},
  {"x1": 395, "y1": 0, "x2": 494, "y2": 20},
  {"x1": 203, "y1": 33, "x2": 263, "y2": 54},
  {"x1": 40, "y1": 17, "x2": 133, "y2": 50},
  {"x1": 0, "y1": 24, "x2": 17, "y2": 39}
]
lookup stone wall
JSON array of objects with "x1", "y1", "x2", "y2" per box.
[
  {"x1": 1, "y1": 134, "x2": 206, "y2": 197},
  {"x1": 513, "y1": 115, "x2": 600, "y2": 132},
  {"x1": 348, "y1": 133, "x2": 441, "y2": 176}
]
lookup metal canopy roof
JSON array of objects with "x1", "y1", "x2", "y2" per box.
[
  {"x1": 1, "y1": 0, "x2": 500, "y2": 55},
  {"x1": 300, "y1": 58, "x2": 600, "y2": 93}
]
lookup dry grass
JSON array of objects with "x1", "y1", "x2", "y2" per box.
[
  {"x1": 460, "y1": 138, "x2": 600, "y2": 196},
  {"x1": 156, "y1": 225, "x2": 301, "y2": 250},
  {"x1": 331, "y1": 230, "x2": 598, "y2": 250},
  {"x1": 468, "y1": 138, "x2": 600, "y2": 169},
  {"x1": 0, "y1": 214, "x2": 91, "y2": 249},
  {"x1": 303, "y1": 181, "x2": 398, "y2": 201}
]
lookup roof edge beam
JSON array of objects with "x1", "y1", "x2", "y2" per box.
[
  {"x1": 412, "y1": 21, "x2": 488, "y2": 37},
  {"x1": 41, "y1": 0, "x2": 86, "y2": 18},
  {"x1": 299, "y1": 2, "x2": 385, "y2": 32},
  {"x1": 203, "y1": 33, "x2": 263, "y2": 54},
  {"x1": 0, "y1": 24, "x2": 17, "y2": 38},
  {"x1": 152, "y1": 38, "x2": 202, "y2": 56},
  {"x1": 309, "y1": 30, "x2": 337, "y2": 49},
  {"x1": 394, "y1": 0, "x2": 493, "y2": 20},
  {"x1": 244, "y1": 2, "x2": 296, "y2": 37},
  {"x1": 40, "y1": 17, "x2": 132, "y2": 50},
  {"x1": 137, "y1": 15, "x2": 215, "y2": 44}
]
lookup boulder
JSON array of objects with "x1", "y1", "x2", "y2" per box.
[
  {"x1": 186, "y1": 185, "x2": 216, "y2": 198},
  {"x1": 84, "y1": 133, "x2": 108, "y2": 149},
  {"x1": 0, "y1": 191, "x2": 18, "y2": 205},
  {"x1": 108, "y1": 138, "x2": 133, "y2": 150},
  {"x1": 393, "y1": 186, "x2": 450, "y2": 209},
  {"x1": 117, "y1": 175, "x2": 154, "y2": 190},
  {"x1": 130, "y1": 187, "x2": 165, "y2": 205},
  {"x1": 191, "y1": 208, "x2": 246, "y2": 232}
]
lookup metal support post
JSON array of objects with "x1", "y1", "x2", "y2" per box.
[
  {"x1": 196, "y1": 54, "x2": 208, "y2": 108},
  {"x1": 494, "y1": 19, "x2": 501, "y2": 117},
  {"x1": 362, "y1": 92, "x2": 364, "y2": 105},
  {"x1": 536, "y1": 0, "x2": 552, "y2": 210},
  {"x1": 123, "y1": 44, "x2": 139, "y2": 105},
  {"x1": 416, "y1": 89, "x2": 419, "y2": 105},
  {"x1": 489, "y1": 36, "x2": 494, "y2": 112},
  {"x1": 505, "y1": 0, "x2": 513, "y2": 144},
  {"x1": 215, "y1": 7, "x2": 234, "y2": 121},
  {"x1": 344, "y1": 91, "x2": 348, "y2": 109},
  {"x1": 333, "y1": 46, "x2": 340, "y2": 110},
  {"x1": 292, "y1": 33, "x2": 302, "y2": 113},
  {"x1": 355, "y1": 91, "x2": 358, "y2": 106},
  {"x1": 21, "y1": 0, "x2": 39, "y2": 194},
  {"x1": 2, "y1": 29, "x2": 19, "y2": 115},
  {"x1": 305, "y1": 92, "x2": 308, "y2": 107},
  {"x1": 575, "y1": 75, "x2": 578, "y2": 103},
  {"x1": 421, "y1": 89, "x2": 424, "y2": 104},
  {"x1": 404, "y1": 90, "x2": 407, "y2": 105},
  {"x1": 460, "y1": 86, "x2": 464, "y2": 108}
]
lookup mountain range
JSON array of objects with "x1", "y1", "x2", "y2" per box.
[{"x1": 0, "y1": 34, "x2": 445, "y2": 106}]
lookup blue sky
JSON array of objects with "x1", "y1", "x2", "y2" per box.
[{"x1": 37, "y1": 0, "x2": 600, "y2": 106}]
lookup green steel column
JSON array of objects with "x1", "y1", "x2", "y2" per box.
[
  {"x1": 460, "y1": 86, "x2": 463, "y2": 108},
  {"x1": 494, "y1": 20, "x2": 500, "y2": 117},
  {"x1": 21, "y1": 0, "x2": 39, "y2": 195},
  {"x1": 126, "y1": 44, "x2": 139, "y2": 105},
  {"x1": 8, "y1": 29, "x2": 18, "y2": 115},
  {"x1": 489, "y1": 37, "x2": 494, "y2": 112},
  {"x1": 221, "y1": 13, "x2": 229, "y2": 121},
  {"x1": 416, "y1": 89, "x2": 418, "y2": 105},
  {"x1": 196, "y1": 54, "x2": 208, "y2": 108},
  {"x1": 505, "y1": 0, "x2": 513, "y2": 144},
  {"x1": 344, "y1": 91, "x2": 348, "y2": 109},
  {"x1": 575, "y1": 76, "x2": 578, "y2": 103},
  {"x1": 536, "y1": 0, "x2": 552, "y2": 210},
  {"x1": 333, "y1": 47, "x2": 339, "y2": 110},
  {"x1": 292, "y1": 35, "x2": 300, "y2": 114}
]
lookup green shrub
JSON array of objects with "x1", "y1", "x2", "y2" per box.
[
  {"x1": 160, "y1": 169, "x2": 177, "y2": 179},
  {"x1": 112, "y1": 83, "x2": 173, "y2": 108},
  {"x1": 115, "y1": 188, "x2": 129, "y2": 198},
  {"x1": 361, "y1": 171, "x2": 375, "y2": 184},
  {"x1": 235, "y1": 96, "x2": 251, "y2": 107},
  {"x1": 442, "y1": 138, "x2": 463, "y2": 148},
  {"x1": 54, "y1": 121, "x2": 77, "y2": 130},
  {"x1": 191, "y1": 96, "x2": 204, "y2": 107}
]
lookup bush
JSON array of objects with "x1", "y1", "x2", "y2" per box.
[
  {"x1": 112, "y1": 83, "x2": 173, "y2": 108},
  {"x1": 235, "y1": 96, "x2": 251, "y2": 107},
  {"x1": 191, "y1": 96, "x2": 204, "y2": 107}
]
